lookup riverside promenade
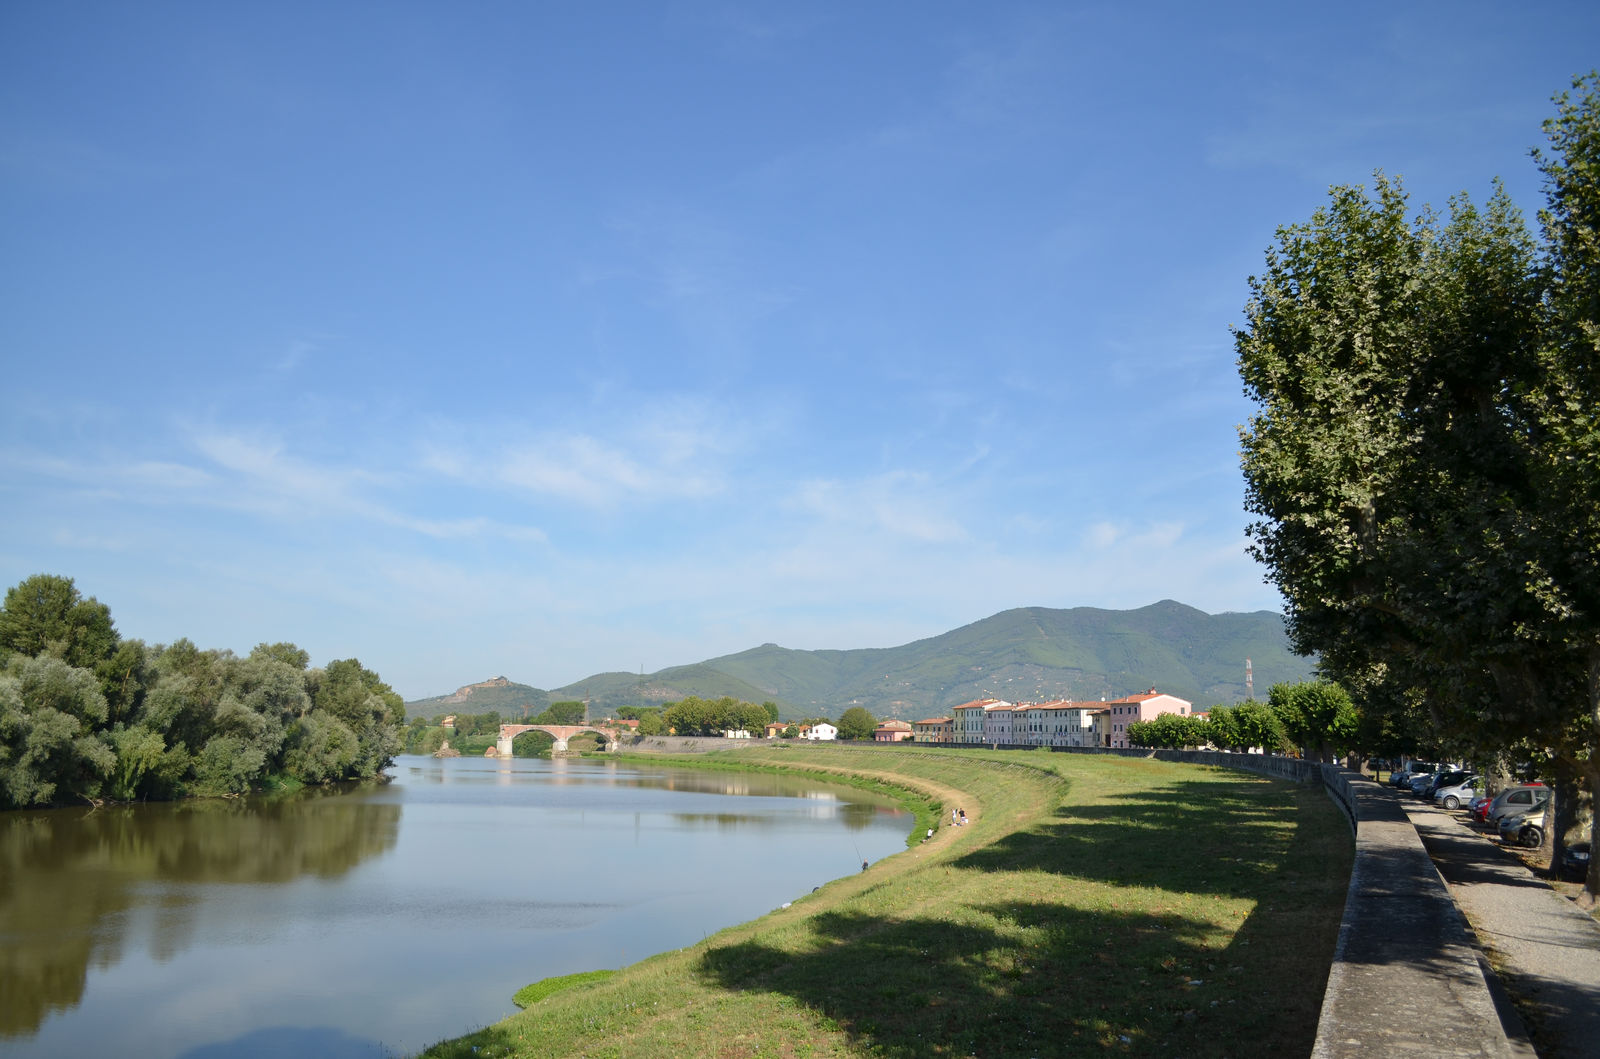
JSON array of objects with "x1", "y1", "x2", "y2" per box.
[
  {"x1": 1398, "y1": 797, "x2": 1600, "y2": 1059},
  {"x1": 1118, "y1": 750, "x2": 1597, "y2": 1058}
]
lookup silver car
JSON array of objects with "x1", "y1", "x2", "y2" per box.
[
  {"x1": 1433, "y1": 775, "x2": 1480, "y2": 810},
  {"x1": 1485, "y1": 784, "x2": 1549, "y2": 824}
]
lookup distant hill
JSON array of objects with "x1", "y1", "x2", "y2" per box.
[
  {"x1": 405, "y1": 676, "x2": 551, "y2": 720},
  {"x1": 405, "y1": 601, "x2": 1315, "y2": 721}
]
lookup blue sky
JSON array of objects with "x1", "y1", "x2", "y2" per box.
[{"x1": 3, "y1": 2, "x2": 1595, "y2": 700}]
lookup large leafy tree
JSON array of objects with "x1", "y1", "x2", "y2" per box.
[
  {"x1": 1237, "y1": 76, "x2": 1600, "y2": 896},
  {"x1": 837, "y1": 707, "x2": 877, "y2": 741},
  {"x1": 1268, "y1": 682, "x2": 1359, "y2": 764},
  {"x1": 0, "y1": 574, "x2": 119, "y2": 670}
]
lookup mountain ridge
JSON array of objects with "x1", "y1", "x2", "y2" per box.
[{"x1": 404, "y1": 600, "x2": 1314, "y2": 721}]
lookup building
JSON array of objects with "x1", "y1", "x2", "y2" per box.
[
  {"x1": 1091, "y1": 708, "x2": 1112, "y2": 747},
  {"x1": 804, "y1": 722, "x2": 838, "y2": 741},
  {"x1": 1015, "y1": 700, "x2": 1087, "y2": 747},
  {"x1": 1103, "y1": 689, "x2": 1192, "y2": 748},
  {"x1": 873, "y1": 720, "x2": 914, "y2": 742},
  {"x1": 764, "y1": 722, "x2": 788, "y2": 738},
  {"x1": 982, "y1": 703, "x2": 1019, "y2": 745},
  {"x1": 912, "y1": 717, "x2": 953, "y2": 744},
  {"x1": 949, "y1": 699, "x2": 1009, "y2": 744}
]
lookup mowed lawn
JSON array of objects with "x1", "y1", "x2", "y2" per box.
[{"x1": 420, "y1": 746, "x2": 1352, "y2": 1058}]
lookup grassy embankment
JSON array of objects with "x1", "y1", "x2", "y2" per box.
[{"x1": 419, "y1": 745, "x2": 1352, "y2": 1058}]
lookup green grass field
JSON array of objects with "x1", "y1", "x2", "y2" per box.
[{"x1": 418, "y1": 746, "x2": 1352, "y2": 1058}]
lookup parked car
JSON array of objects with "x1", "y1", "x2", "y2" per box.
[
  {"x1": 1433, "y1": 776, "x2": 1481, "y2": 810},
  {"x1": 1423, "y1": 770, "x2": 1473, "y2": 800},
  {"x1": 1498, "y1": 807, "x2": 1545, "y2": 848},
  {"x1": 1469, "y1": 794, "x2": 1493, "y2": 820},
  {"x1": 1391, "y1": 761, "x2": 1438, "y2": 788},
  {"x1": 1486, "y1": 784, "x2": 1550, "y2": 824},
  {"x1": 1558, "y1": 842, "x2": 1592, "y2": 882}
]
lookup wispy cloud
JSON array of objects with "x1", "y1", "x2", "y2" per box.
[
  {"x1": 422, "y1": 406, "x2": 733, "y2": 509},
  {"x1": 789, "y1": 471, "x2": 970, "y2": 544}
]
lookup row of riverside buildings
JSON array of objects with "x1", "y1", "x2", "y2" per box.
[{"x1": 869, "y1": 690, "x2": 1194, "y2": 749}]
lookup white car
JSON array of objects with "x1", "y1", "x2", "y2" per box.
[{"x1": 1432, "y1": 776, "x2": 1480, "y2": 810}]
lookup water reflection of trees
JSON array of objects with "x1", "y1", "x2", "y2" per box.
[{"x1": 0, "y1": 793, "x2": 399, "y2": 1038}]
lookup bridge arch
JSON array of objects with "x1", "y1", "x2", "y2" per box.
[{"x1": 496, "y1": 723, "x2": 617, "y2": 757}]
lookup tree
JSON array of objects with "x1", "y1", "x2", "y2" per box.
[
  {"x1": 0, "y1": 656, "x2": 116, "y2": 807},
  {"x1": 1267, "y1": 681, "x2": 1359, "y2": 763},
  {"x1": 837, "y1": 707, "x2": 876, "y2": 741},
  {"x1": 1128, "y1": 712, "x2": 1210, "y2": 749},
  {"x1": 538, "y1": 701, "x2": 586, "y2": 725},
  {"x1": 1236, "y1": 76, "x2": 1600, "y2": 894},
  {"x1": 0, "y1": 574, "x2": 119, "y2": 670}
]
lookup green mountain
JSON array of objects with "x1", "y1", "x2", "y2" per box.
[
  {"x1": 405, "y1": 602, "x2": 1312, "y2": 721},
  {"x1": 405, "y1": 676, "x2": 551, "y2": 720}
]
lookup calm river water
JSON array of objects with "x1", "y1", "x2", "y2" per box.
[{"x1": 0, "y1": 754, "x2": 911, "y2": 1058}]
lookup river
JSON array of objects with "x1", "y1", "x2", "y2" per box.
[{"x1": 0, "y1": 753, "x2": 912, "y2": 1058}]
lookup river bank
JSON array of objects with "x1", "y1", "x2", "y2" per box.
[{"x1": 418, "y1": 745, "x2": 1351, "y2": 1058}]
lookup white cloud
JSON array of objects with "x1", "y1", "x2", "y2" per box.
[
  {"x1": 789, "y1": 472, "x2": 969, "y2": 545},
  {"x1": 423, "y1": 407, "x2": 732, "y2": 509}
]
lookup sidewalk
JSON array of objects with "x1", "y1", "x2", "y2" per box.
[{"x1": 1400, "y1": 798, "x2": 1600, "y2": 1059}]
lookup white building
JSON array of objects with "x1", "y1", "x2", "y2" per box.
[{"x1": 804, "y1": 722, "x2": 838, "y2": 741}]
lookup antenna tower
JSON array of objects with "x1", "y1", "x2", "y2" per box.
[{"x1": 1245, "y1": 658, "x2": 1254, "y2": 700}]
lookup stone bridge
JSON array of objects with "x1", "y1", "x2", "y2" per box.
[{"x1": 496, "y1": 723, "x2": 617, "y2": 757}]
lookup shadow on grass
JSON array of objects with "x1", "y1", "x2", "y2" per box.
[
  {"x1": 953, "y1": 778, "x2": 1310, "y2": 901},
  {"x1": 698, "y1": 777, "x2": 1354, "y2": 1058},
  {"x1": 699, "y1": 904, "x2": 1227, "y2": 1058}
]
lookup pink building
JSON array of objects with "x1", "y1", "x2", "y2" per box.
[
  {"x1": 1103, "y1": 689, "x2": 1192, "y2": 748},
  {"x1": 873, "y1": 720, "x2": 914, "y2": 742}
]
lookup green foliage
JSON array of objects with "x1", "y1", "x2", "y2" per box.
[
  {"x1": 536, "y1": 701, "x2": 585, "y2": 725},
  {"x1": 1202, "y1": 702, "x2": 1287, "y2": 754},
  {"x1": 0, "y1": 574, "x2": 404, "y2": 808},
  {"x1": 662, "y1": 695, "x2": 770, "y2": 736},
  {"x1": 0, "y1": 574, "x2": 119, "y2": 671},
  {"x1": 837, "y1": 706, "x2": 877, "y2": 740},
  {"x1": 1126, "y1": 712, "x2": 1210, "y2": 749},
  {"x1": 1267, "y1": 681, "x2": 1358, "y2": 763},
  {"x1": 0, "y1": 656, "x2": 116, "y2": 806},
  {"x1": 1237, "y1": 76, "x2": 1600, "y2": 888}
]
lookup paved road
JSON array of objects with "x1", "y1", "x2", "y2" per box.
[{"x1": 1401, "y1": 798, "x2": 1600, "y2": 1059}]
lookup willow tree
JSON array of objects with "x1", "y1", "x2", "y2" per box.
[{"x1": 1237, "y1": 76, "x2": 1600, "y2": 896}]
